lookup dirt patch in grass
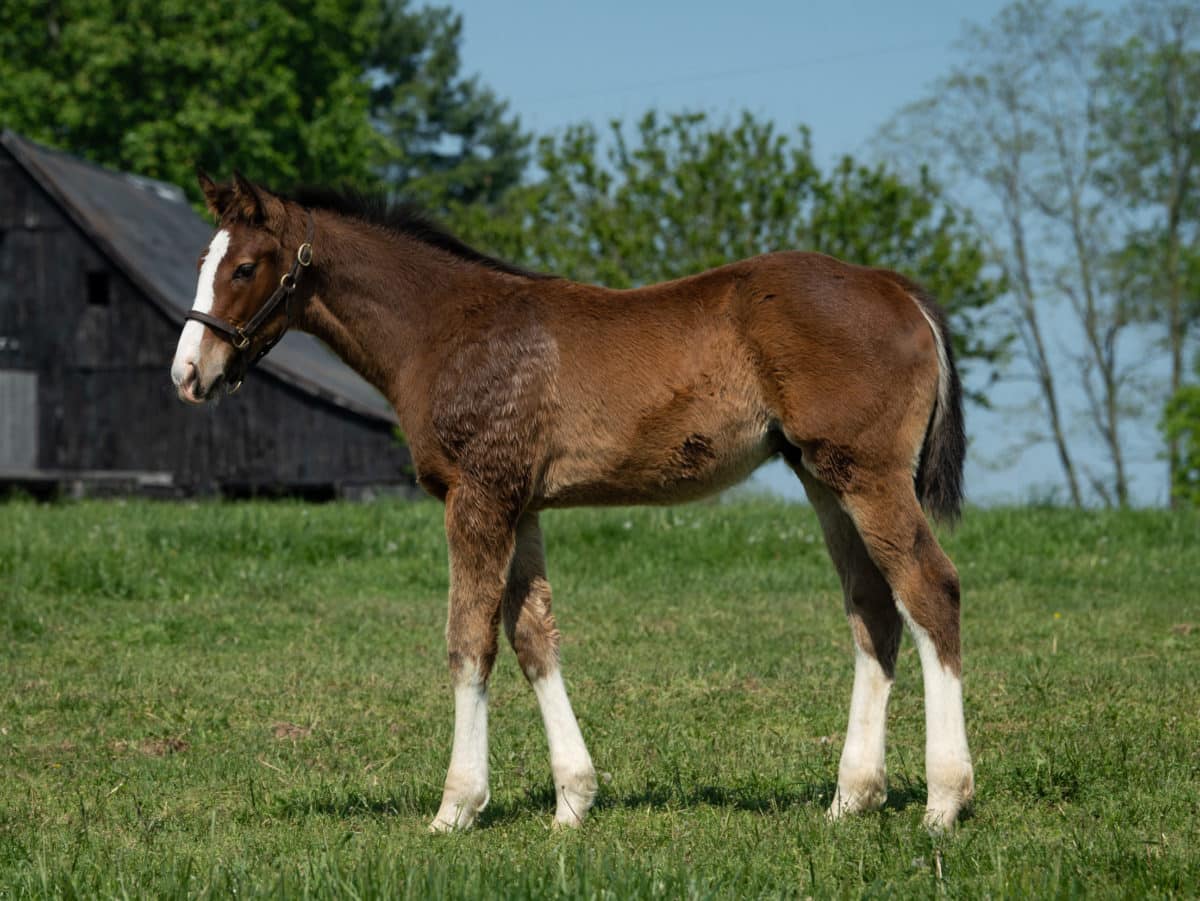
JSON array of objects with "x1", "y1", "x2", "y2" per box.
[
  {"x1": 109, "y1": 737, "x2": 189, "y2": 756},
  {"x1": 272, "y1": 722, "x2": 313, "y2": 740}
]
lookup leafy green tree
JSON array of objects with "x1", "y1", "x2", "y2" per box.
[
  {"x1": 452, "y1": 111, "x2": 1004, "y2": 377},
  {"x1": 1162, "y1": 362, "x2": 1200, "y2": 505},
  {"x1": 0, "y1": 0, "x2": 528, "y2": 205},
  {"x1": 0, "y1": 0, "x2": 381, "y2": 192},
  {"x1": 367, "y1": 2, "x2": 528, "y2": 206},
  {"x1": 453, "y1": 112, "x2": 806, "y2": 286}
]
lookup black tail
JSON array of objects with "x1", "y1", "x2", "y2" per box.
[{"x1": 912, "y1": 289, "x2": 966, "y2": 524}]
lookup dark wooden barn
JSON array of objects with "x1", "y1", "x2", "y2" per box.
[{"x1": 0, "y1": 131, "x2": 411, "y2": 498}]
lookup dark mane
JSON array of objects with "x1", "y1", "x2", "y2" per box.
[{"x1": 287, "y1": 187, "x2": 554, "y2": 280}]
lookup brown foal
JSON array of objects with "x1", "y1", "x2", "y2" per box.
[{"x1": 171, "y1": 173, "x2": 974, "y2": 831}]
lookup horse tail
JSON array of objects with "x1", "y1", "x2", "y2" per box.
[{"x1": 910, "y1": 286, "x2": 966, "y2": 524}]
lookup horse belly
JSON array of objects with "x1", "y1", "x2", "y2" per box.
[{"x1": 537, "y1": 382, "x2": 776, "y2": 508}]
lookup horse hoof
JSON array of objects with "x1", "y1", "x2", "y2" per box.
[
  {"x1": 429, "y1": 813, "x2": 473, "y2": 833},
  {"x1": 826, "y1": 770, "x2": 888, "y2": 820},
  {"x1": 429, "y1": 793, "x2": 487, "y2": 833}
]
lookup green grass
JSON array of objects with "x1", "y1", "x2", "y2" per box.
[{"x1": 1, "y1": 498, "x2": 1198, "y2": 898}]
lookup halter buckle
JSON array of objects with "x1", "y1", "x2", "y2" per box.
[
  {"x1": 297, "y1": 243, "x2": 313, "y2": 267},
  {"x1": 232, "y1": 327, "x2": 250, "y2": 350}
]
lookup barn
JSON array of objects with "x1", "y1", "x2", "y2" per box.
[{"x1": 0, "y1": 131, "x2": 412, "y2": 498}]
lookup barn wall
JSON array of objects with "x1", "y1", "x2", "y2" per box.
[
  {"x1": 0, "y1": 153, "x2": 411, "y2": 493},
  {"x1": 0, "y1": 155, "x2": 72, "y2": 469}
]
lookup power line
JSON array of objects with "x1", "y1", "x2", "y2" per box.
[{"x1": 526, "y1": 39, "x2": 946, "y2": 106}]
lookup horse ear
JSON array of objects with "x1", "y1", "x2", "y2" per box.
[
  {"x1": 231, "y1": 170, "x2": 264, "y2": 221},
  {"x1": 196, "y1": 168, "x2": 233, "y2": 219},
  {"x1": 231, "y1": 171, "x2": 286, "y2": 230}
]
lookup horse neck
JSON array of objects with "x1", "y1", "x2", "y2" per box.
[
  {"x1": 294, "y1": 211, "x2": 470, "y2": 408},
  {"x1": 292, "y1": 212, "x2": 523, "y2": 419}
]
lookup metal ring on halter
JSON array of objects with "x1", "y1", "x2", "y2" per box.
[
  {"x1": 297, "y1": 243, "x2": 313, "y2": 267},
  {"x1": 232, "y1": 327, "x2": 250, "y2": 350},
  {"x1": 279, "y1": 272, "x2": 297, "y2": 291}
]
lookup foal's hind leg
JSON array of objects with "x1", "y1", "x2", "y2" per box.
[
  {"x1": 502, "y1": 513, "x2": 597, "y2": 826},
  {"x1": 840, "y1": 475, "x2": 974, "y2": 830},
  {"x1": 792, "y1": 465, "x2": 902, "y2": 818}
]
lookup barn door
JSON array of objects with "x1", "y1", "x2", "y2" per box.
[{"x1": 0, "y1": 370, "x2": 37, "y2": 470}]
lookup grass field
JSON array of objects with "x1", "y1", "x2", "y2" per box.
[{"x1": 1, "y1": 497, "x2": 1198, "y2": 898}]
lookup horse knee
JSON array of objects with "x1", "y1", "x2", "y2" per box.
[{"x1": 446, "y1": 605, "x2": 502, "y2": 682}]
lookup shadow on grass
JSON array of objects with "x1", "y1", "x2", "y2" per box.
[
  {"x1": 879, "y1": 784, "x2": 927, "y2": 815},
  {"x1": 482, "y1": 778, "x2": 928, "y2": 827},
  {"x1": 272, "y1": 779, "x2": 931, "y2": 827},
  {"x1": 272, "y1": 786, "x2": 438, "y2": 820}
]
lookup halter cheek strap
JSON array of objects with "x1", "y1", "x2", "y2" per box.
[{"x1": 186, "y1": 212, "x2": 315, "y2": 385}]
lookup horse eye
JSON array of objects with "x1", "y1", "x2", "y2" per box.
[{"x1": 233, "y1": 263, "x2": 257, "y2": 281}]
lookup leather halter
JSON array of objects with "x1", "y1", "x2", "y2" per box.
[{"x1": 186, "y1": 212, "x2": 315, "y2": 388}]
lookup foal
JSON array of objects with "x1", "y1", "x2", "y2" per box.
[{"x1": 171, "y1": 173, "x2": 974, "y2": 831}]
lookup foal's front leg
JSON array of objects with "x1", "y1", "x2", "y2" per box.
[
  {"x1": 503, "y1": 512, "x2": 597, "y2": 827},
  {"x1": 430, "y1": 489, "x2": 516, "y2": 832}
]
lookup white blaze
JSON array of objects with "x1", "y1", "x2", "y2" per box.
[{"x1": 171, "y1": 229, "x2": 230, "y2": 386}]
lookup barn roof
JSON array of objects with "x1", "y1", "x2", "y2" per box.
[{"x1": 1, "y1": 131, "x2": 397, "y2": 425}]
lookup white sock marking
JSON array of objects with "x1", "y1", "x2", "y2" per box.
[
  {"x1": 831, "y1": 645, "x2": 892, "y2": 815},
  {"x1": 531, "y1": 669, "x2": 596, "y2": 824},
  {"x1": 171, "y1": 229, "x2": 229, "y2": 387},
  {"x1": 432, "y1": 662, "x2": 490, "y2": 830},
  {"x1": 893, "y1": 600, "x2": 973, "y2": 823}
]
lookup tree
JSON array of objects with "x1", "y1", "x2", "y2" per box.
[
  {"x1": 451, "y1": 111, "x2": 1004, "y2": 376},
  {"x1": 0, "y1": 0, "x2": 381, "y2": 193},
  {"x1": 367, "y1": 2, "x2": 529, "y2": 206},
  {"x1": 1162, "y1": 366, "x2": 1200, "y2": 505},
  {"x1": 1096, "y1": 0, "x2": 1200, "y2": 504},
  {"x1": 881, "y1": 0, "x2": 1152, "y2": 507},
  {"x1": 0, "y1": 0, "x2": 528, "y2": 206}
]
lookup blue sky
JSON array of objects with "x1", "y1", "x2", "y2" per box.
[
  {"x1": 445, "y1": 0, "x2": 1165, "y2": 505},
  {"x1": 447, "y1": 0, "x2": 1014, "y2": 167}
]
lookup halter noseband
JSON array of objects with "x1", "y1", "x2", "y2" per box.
[{"x1": 186, "y1": 212, "x2": 315, "y2": 388}]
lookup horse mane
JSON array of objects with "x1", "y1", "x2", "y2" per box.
[{"x1": 286, "y1": 187, "x2": 555, "y2": 281}]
